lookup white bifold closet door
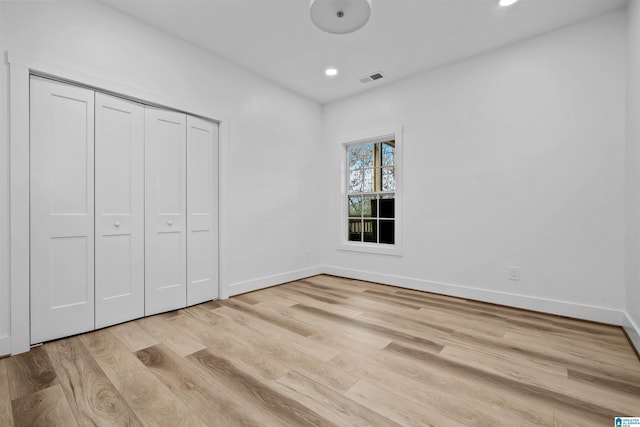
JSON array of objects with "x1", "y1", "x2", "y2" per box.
[
  {"x1": 145, "y1": 107, "x2": 188, "y2": 315},
  {"x1": 95, "y1": 93, "x2": 145, "y2": 328},
  {"x1": 30, "y1": 76, "x2": 95, "y2": 344},
  {"x1": 30, "y1": 76, "x2": 219, "y2": 342},
  {"x1": 187, "y1": 116, "x2": 219, "y2": 304}
]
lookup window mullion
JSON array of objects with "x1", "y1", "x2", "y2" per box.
[{"x1": 374, "y1": 143, "x2": 381, "y2": 193}]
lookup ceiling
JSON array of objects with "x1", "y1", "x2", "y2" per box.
[{"x1": 100, "y1": 0, "x2": 628, "y2": 104}]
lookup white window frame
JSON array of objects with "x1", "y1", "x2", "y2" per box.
[{"x1": 338, "y1": 126, "x2": 403, "y2": 256}]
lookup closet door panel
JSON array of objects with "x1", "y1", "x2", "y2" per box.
[
  {"x1": 187, "y1": 117, "x2": 219, "y2": 304},
  {"x1": 145, "y1": 107, "x2": 187, "y2": 315},
  {"x1": 95, "y1": 93, "x2": 145, "y2": 328},
  {"x1": 30, "y1": 76, "x2": 95, "y2": 344}
]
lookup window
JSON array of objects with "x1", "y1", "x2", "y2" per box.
[
  {"x1": 347, "y1": 140, "x2": 396, "y2": 245},
  {"x1": 339, "y1": 126, "x2": 402, "y2": 256}
]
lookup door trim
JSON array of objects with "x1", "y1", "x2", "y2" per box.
[{"x1": 8, "y1": 51, "x2": 229, "y2": 355}]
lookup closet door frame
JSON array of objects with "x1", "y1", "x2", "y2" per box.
[{"x1": 7, "y1": 53, "x2": 228, "y2": 355}]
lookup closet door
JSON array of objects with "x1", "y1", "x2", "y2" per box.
[
  {"x1": 187, "y1": 116, "x2": 219, "y2": 304},
  {"x1": 30, "y1": 76, "x2": 95, "y2": 344},
  {"x1": 145, "y1": 107, "x2": 187, "y2": 315},
  {"x1": 95, "y1": 93, "x2": 145, "y2": 328}
]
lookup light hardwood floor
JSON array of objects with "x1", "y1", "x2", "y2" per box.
[{"x1": 1, "y1": 274, "x2": 639, "y2": 426}]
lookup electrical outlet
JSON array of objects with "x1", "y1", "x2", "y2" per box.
[{"x1": 509, "y1": 267, "x2": 520, "y2": 281}]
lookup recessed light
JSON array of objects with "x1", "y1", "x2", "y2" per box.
[
  {"x1": 499, "y1": 0, "x2": 519, "y2": 6},
  {"x1": 325, "y1": 68, "x2": 338, "y2": 77}
]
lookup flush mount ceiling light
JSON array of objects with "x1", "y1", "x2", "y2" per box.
[
  {"x1": 310, "y1": 0, "x2": 372, "y2": 34},
  {"x1": 499, "y1": 0, "x2": 519, "y2": 6}
]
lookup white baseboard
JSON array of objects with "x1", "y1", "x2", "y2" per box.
[
  {"x1": 321, "y1": 266, "x2": 625, "y2": 326},
  {"x1": 0, "y1": 336, "x2": 11, "y2": 358},
  {"x1": 224, "y1": 266, "x2": 323, "y2": 299},
  {"x1": 623, "y1": 312, "x2": 640, "y2": 355},
  {"x1": 4, "y1": 266, "x2": 636, "y2": 357}
]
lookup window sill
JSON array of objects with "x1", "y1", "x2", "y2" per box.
[{"x1": 338, "y1": 242, "x2": 403, "y2": 257}]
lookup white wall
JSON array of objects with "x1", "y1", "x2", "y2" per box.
[
  {"x1": 0, "y1": 0, "x2": 323, "y2": 354},
  {"x1": 322, "y1": 11, "x2": 627, "y2": 323},
  {"x1": 627, "y1": 0, "x2": 640, "y2": 348},
  {"x1": 0, "y1": 0, "x2": 9, "y2": 356}
]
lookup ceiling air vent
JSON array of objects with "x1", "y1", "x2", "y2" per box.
[{"x1": 360, "y1": 72, "x2": 384, "y2": 84}]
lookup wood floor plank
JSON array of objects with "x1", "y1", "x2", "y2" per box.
[
  {"x1": 180, "y1": 304, "x2": 225, "y2": 325},
  {"x1": 260, "y1": 300, "x2": 392, "y2": 350},
  {"x1": 295, "y1": 275, "x2": 366, "y2": 293},
  {"x1": 256, "y1": 298, "x2": 363, "y2": 320},
  {"x1": 417, "y1": 305, "x2": 507, "y2": 338},
  {"x1": 551, "y1": 406, "x2": 612, "y2": 427},
  {"x1": 256, "y1": 299, "x2": 381, "y2": 346},
  {"x1": 285, "y1": 286, "x2": 345, "y2": 305},
  {"x1": 397, "y1": 289, "x2": 551, "y2": 333},
  {"x1": 80, "y1": 330, "x2": 207, "y2": 427},
  {"x1": 136, "y1": 344, "x2": 277, "y2": 426},
  {"x1": 549, "y1": 315, "x2": 628, "y2": 336},
  {"x1": 361, "y1": 288, "x2": 431, "y2": 310},
  {"x1": 503, "y1": 329, "x2": 640, "y2": 376},
  {"x1": 222, "y1": 298, "x2": 316, "y2": 337},
  {"x1": 345, "y1": 379, "x2": 467, "y2": 427},
  {"x1": 188, "y1": 348, "x2": 334, "y2": 426},
  {"x1": 0, "y1": 359, "x2": 13, "y2": 427},
  {"x1": 45, "y1": 336, "x2": 142, "y2": 426},
  {"x1": 255, "y1": 300, "x2": 336, "y2": 333},
  {"x1": 109, "y1": 322, "x2": 159, "y2": 353},
  {"x1": 1, "y1": 274, "x2": 638, "y2": 426},
  {"x1": 213, "y1": 308, "x2": 360, "y2": 392},
  {"x1": 295, "y1": 279, "x2": 355, "y2": 300},
  {"x1": 11, "y1": 385, "x2": 77, "y2": 427},
  {"x1": 169, "y1": 316, "x2": 366, "y2": 425},
  {"x1": 343, "y1": 295, "x2": 462, "y2": 333},
  {"x1": 276, "y1": 369, "x2": 402, "y2": 427},
  {"x1": 567, "y1": 367, "x2": 640, "y2": 395},
  {"x1": 262, "y1": 286, "x2": 364, "y2": 318},
  {"x1": 169, "y1": 311, "x2": 291, "y2": 381},
  {"x1": 319, "y1": 276, "x2": 398, "y2": 293},
  {"x1": 331, "y1": 346, "x2": 552, "y2": 426},
  {"x1": 509, "y1": 323, "x2": 640, "y2": 360},
  {"x1": 137, "y1": 315, "x2": 206, "y2": 357},
  {"x1": 215, "y1": 304, "x2": 342, "y2": 362},
  {"x1": 413, "y1": 298, "x2": 515, "y2": 333},
  {"x1": 444, "y1": 330, "x2": 570, "y2": 380},
  {"x1": 293, "y1": 303, "x2": 445, "y2": 353},
  {"x1": 232, "y1": 291, "x2": 266, "y2": 305},
  {"x1": 385, "y1": 340, "x2": 623, "y2": 422},
  {"x1": 290, "y1": 276, "x2": 365, "y2": 295},
  {"x1": 6, "y1": 345, "x2": 58, "y2": 400},
  {"x1": 440, "y1": 343, "x2": 569, "y2": 387},
  {"x1": 249, "y1": 287, "x2": 302, "y2": 308},
  {"x1": 501, "y1": 329, "x2": 640, "y2": 383},
  {"x1": 299, "y1": 284, "x2": 424, "y2": 313},
  {"x1": 440, "y1": 342, "x2": 640, "y2": 413},
  {"x1": 356, "y1": 308, "x2": 453, "y2": 347}
]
